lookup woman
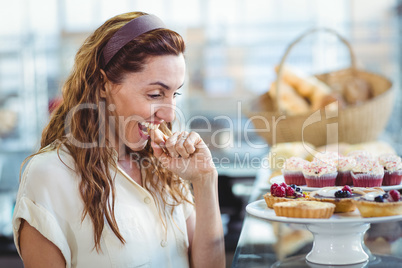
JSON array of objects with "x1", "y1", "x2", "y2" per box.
[{"x1": 12, "y1": 12, "x2": 225, "y2": 268}]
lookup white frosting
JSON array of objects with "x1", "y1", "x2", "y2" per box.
[
  {"x1": 352, "y1": 160, "x2": 384, "y2": 176},
  {"x1": 384, "y1": 162, "x2": 402, "y2": 172},
  {"x1": 313, "y1": 151, "x2": 340, "y2": 165},
  {"x1": 362, "y1": 191, "x2": 383, "y2": 201},
  {"x1": 378, "y1": 154, "x2": 402, "y2": 172},
  {"x1": 378, "y1": 153, "x2": 401, "y2": 166},
  {"x1": 284, "y1": 156, "x2": 309, "y2": 171},
  {"x1": 302, "y1": 161, "x2": 337, "y2": 176},
  {"x1": 337, "y1": 157, "x2": 357, "y2": 172},
  {"x1": 315, "y1": 187, "x2": 341, "y2": 197},
  {"x1": 347, "y1": 150, "x2": 374, "y2": 160}
]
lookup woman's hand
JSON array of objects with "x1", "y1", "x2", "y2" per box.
[
  {"x1": 150, "y1": 127, "x2": 225, "y2": 267},
  {"x1": 149, "y1": 128, "x2": 216, "y2": 182}
]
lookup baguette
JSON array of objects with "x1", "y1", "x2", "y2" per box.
[
  {"x1": 342, "y1": 77, "x2": 372, "y2": 105},
  {"x1": 269, "y1": 81, "x2": 310, "y2": 115},
  {"x1": 275, "y1": 65, "x2": 332, "y2": 110}
]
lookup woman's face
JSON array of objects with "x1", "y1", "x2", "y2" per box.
[{"x1": 106, "y1": 54, "x2": 186, "y2": 152}]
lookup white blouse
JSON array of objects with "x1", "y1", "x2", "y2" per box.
[{"x1": 12, "y1": 146, "x2": 194, "y2": 268}]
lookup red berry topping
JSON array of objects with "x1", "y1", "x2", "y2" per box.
[
  {"x1": 342, "y1": 185, "x2": 352, "y2": 193},
  {"x1": 274, "y1": 186, "x2": 286, "y2": 197},
  {"x1": 280, "y1": 182, "x2": 287, "y2": 188},
  {"x1": 389, "y1": 190, "x2": 401, "y2": 202},
  {"x1": 286, "y1": 186, "x2": 295, "y2": 197},
  {"x1": 271, "y1": 183, "x2": 279, "y2": 194}
]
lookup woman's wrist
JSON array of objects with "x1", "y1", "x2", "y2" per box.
[{"x1": 190, "y1": 169, "x2": 218, "y2": 189}]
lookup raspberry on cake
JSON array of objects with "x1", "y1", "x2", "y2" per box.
[
  {"x1": 264, "y1": 182, "x2": 307, "y2": 209},
  {"x1": 282, "y1": 157, "x2": 309, "y2": 185},
  {"x1": 354, "y1": 189, "x2": 402, "y2": 217}
]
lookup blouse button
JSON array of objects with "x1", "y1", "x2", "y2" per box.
[
  {"x1": 144, "y1": 197, "x2": 151, "y2": 204},
  {"x1": 160, "y1": 240, "x2": 168, "y2": 247}
]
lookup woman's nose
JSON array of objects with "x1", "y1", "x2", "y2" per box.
[{"x1": 154, "y1": 101, "x2": 176, "y2": 123}]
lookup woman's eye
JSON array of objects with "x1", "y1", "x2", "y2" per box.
[
  {"x1": 148, "y1": 94, "x2": 162, "y2": 99},
  {"x1": 148, "y1": 92, "x2": 181, "y2": 99},
  {"x1": 173, "y1": 92, "x2": 182, "y2": 98}
]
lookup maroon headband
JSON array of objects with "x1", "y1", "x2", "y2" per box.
[{"x1": 101, "y1": 14, "x2": 166, "y2": 68}]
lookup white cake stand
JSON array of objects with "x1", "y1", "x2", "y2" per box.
[{"x1": 246, "y1": 200, "x2": 402, "y2": 266}]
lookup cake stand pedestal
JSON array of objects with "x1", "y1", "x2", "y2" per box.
[{"x1": 305, "y1": 222, "x2": 370, "y2": 265}]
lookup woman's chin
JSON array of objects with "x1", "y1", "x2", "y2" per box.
[{"x1": 125, "y1": 138, "x2": 148, "y2": 152}]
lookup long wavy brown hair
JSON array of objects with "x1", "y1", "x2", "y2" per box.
[{"x1": 29, "y1": 11, "x2": 192, "y2": 251}]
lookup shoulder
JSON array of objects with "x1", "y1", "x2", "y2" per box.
[
  {"x1": 31, "y1": 145, "x2": 73, "y2": 165},
  {"x1": 25, "y1": 147, "x2": 75, "y2": 178},
  {"x1": 21, "y1": 147, "x2": 80, "y2": 201}
]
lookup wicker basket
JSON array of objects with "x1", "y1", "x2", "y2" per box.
[{"x1": 245, "y1": 28, "x2": 394, "y2": 147}]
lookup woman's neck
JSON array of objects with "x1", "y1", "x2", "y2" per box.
[{"x1": 117, "y1": 150, "x2": 143, "y2": 186}]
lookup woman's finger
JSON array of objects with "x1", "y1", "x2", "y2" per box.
[
  {"x1": 175, "y1": 132, "x2": 190, "y2": 158},
  {"x1": 149, "y1": 127, "x2": 167, "y2": 144},
  {"x1": 150, "y1": 141, "x2": 170, "y2": 168},
  {"x1": 151, "y1": 141, "x2": 164, "y2": 158},
  {"x1": 165, "y1": 132, "x2": 180, "y2": 158},
  {"x1": 183, "y1": 131, "x2": 197, "y2": 155},
  {"x1": 148, "y1": 128, "x2": 169, "y2": 156}
]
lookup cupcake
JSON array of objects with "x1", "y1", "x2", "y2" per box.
[
  {"x1": 282, "y1": 157, "x2": 309, "y2": 185},
  {"x1": 335, "y1": 156, "x2": 356, "y2": 186},
  {"x1": 347, "y1": 150, "x2": 375, "y2": 162},
  {"x1": 378, "y1": 154, "x2": 402, "y2": 186},
  {"x1": 355, "y1": 189, "x2": 402, "y2": 217},
  {"x1": 264, "y1": 182, "x2": 307, "y2": 209},
  {"x1": 309, "y1": 185, "x2": 365, "y2": 213},
  {"x1": 313, "y1": 151, "x2": 341, "y2": 165},
  {"x1": 302, "y1": 161, "x2": 337, "y2": 187},
  {"x1": 351, "y1": 160, "x2": 384, "y2": 187},
  {"x1": 273, "y1": 201, "x2": 335, "y2": 219}
]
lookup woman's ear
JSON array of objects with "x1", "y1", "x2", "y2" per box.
[{"x1": 100, "y1": 69, "x2": 109, "y2": 98}]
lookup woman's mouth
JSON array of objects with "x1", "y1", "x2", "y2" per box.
[{"x1": 138, "y1": 122, "x2": 160, "y2": 137}]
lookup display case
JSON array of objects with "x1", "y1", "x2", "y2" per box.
[{"x1": 0, "y1": 36, "x2": 51, "y2": 239}]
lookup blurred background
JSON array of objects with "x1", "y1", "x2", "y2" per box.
[{"x1": 1, "y1": 0, "x2": 402, "y2": 267}]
